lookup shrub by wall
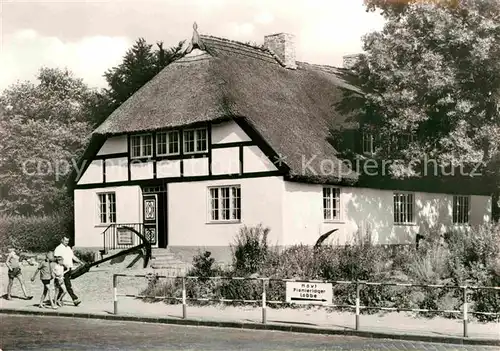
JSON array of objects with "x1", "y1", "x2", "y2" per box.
[
  {"x1": 230, "y1": 224, "x2": 270, "y2": 276},
  {"x1": 0, "y1": 214, "x2": 72, "y2": 255},
  {"x1": 445, "y1": 223, "x2": 500, "y2": 321},
  {"x1": 138, "y1": 223, "x2": 499, "y2": 321}
]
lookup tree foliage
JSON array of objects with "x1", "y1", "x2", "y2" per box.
[
  {"x1": 0, "y1": 68, "x2": 93, "y2": 215},
  {"x1": 89, "y1": 38, "x2": 184, "y2": 127},
  {"x1": 353, "y1": 0, "x2": 500, "y2": 196},
  {"x1": 0, "y1": 37, "x2": 185, "y2": 216}
]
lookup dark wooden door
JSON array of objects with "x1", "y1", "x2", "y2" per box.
[{"x1": 143, "y1": 194, "x2": 158, "y2": 246}]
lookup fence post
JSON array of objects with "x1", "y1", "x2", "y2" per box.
[
  {"x1": 113, "y1": 274, "x2": 118, "y2": 315},
  {"x1": 463, "y1": 286, "x2": 468, "y2": 338},
  {"x1": 355, "y1": 281, "x2": 360, "y2": 331},
  {"x1": 182, "y1": 277, "x2": 187, "y2": 319},
  {"x1": 262, "y1": 279, "x2": 267, "y2": 324}
]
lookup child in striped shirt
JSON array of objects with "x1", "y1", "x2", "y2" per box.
[{"x1": 31, "y1": 251, "x2": 57, "y2": 309}]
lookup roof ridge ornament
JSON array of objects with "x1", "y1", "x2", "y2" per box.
[{"x1": 185, "y1": 22, "x2": 206, "y2": 53}]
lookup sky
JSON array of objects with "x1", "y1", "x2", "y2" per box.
[{"x1": 0, "y1": 0, "x2": 385, "y2": 92}]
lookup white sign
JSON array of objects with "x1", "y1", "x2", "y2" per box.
[
  {"x1": 285, "y1": 282, "x2": 333, "y2": 305},
  {"x1": 117, "y1": 227, "x2": 133, "y2": 245}
]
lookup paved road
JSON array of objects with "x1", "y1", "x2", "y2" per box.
[{"x1": 0, "y1": 315, "x2": 497, "y2": 351}]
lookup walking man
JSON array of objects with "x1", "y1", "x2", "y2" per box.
[{"x1": 54, "y1": 237, "x2": 82, "y2": 306}]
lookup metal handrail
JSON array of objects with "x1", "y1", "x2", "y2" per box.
[{"x1": 101, "y1": 223, "x2": 145, "y2": 252}]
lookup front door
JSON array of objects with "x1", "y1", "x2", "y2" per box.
[
  {"x1": 143, "y1": 194, "x2": 158, "y2": 247},
  {"x1": 142, "y1": 185, "x2": 168, "y2": 248}
]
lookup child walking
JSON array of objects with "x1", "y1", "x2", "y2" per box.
[
  {"x1": 53, "y1": 256, "x2": 68, "y2": 306},
  {"x1": 5, "y1": 247, "x2": 33, "y2": 300},
  {"x1": 31, "y1": 251, "x2": 57, "y2": 309}
]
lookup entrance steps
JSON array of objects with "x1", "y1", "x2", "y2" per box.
[{"x1": 149, "y1": 248, "x2": 192, "y2": 274}]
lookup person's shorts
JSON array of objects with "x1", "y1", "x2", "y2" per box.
[
  {"x1": 41, "y1": 279, "x2": 51, "y2": 285},
  {"x1": 8, "y1": 267, "x2": 21, "y2": 279},
  {"x1": 54, "y1": 278, "x2": 65, "y2": 288}
]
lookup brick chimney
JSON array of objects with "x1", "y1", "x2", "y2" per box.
[
  {"x1": 264, "y1": 33, "x2": 297, "y2": 69},
  {"x1": 343, "y1": 54, "x2": 362, "y2": 70}
]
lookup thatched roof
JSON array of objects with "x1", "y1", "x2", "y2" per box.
[{"x1": 94, "y1": 34, "x2": 362, "y2": 183}]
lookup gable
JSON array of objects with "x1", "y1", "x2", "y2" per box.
[
  {"x1": 211, "y1": 120, "x2": 251, "y2": 143},
  {"x1": 74, "y1": 119, "x2": 281, "y2": 187},
  {"x1": 97, "y1": 135, "x2": 127, "y2": 156}
]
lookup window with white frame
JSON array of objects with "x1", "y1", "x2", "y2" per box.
[
  {"x1": 156, "y1": 130, "x2": 179, "y2": 156},
  {"x1": 453, "y1": 195, "x2": 470, "y2": 224},
  {"x1": 393, "y1": 192, "x2": 415, "y2": 224},
  {"x1": 209, "y1": 185, "x2": 241, "y2": 222},
  {"x1": 184, "y1": 128, "x2": 207, "y2": 153},
  {"x1": 362, "y1": 132, "x2": 374, "y2": 154},
  {"x1": 130, "y1": 134, "x2": 153, "y2": 158},
  {"x1": 97, "y1": 192, "x2": 116, "y2": 224},
  {"x1": 323, "y1": 187, "x2": 341, "y2": 221}
]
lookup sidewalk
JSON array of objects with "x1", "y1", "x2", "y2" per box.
[
  {"x1": 1, "y1": 294, "x2": 499, "y2": 346},
  {"x1": 1, "y1": 262, "x2": 498, "y2": 346}
]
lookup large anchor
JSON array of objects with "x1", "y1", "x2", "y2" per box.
[
  {"x1": 314, "y1": 228, "x2": 339, "y2": 249},
  {"x1": 69, "y1": 226, "x2": 152, "y2": 280}
]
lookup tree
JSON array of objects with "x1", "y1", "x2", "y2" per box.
[
  {"x1": 0, "y1": 68, "x2": 93, "y2": 216},
  {"x1": 351, "y1": 0, "x2": 500, "y2": 210},
  {"x1": 90, "y1": 38, "x2": 184, "y2": 127}
]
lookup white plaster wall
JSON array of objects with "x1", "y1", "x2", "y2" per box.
[
  {"x1": 157, "y1": 159, "x2": 181, "y2": 178},
  {"x1": 211, "y1": 147, "x2": 240, "y2": 175},
  {"x1": 243, "y1": 146, "x2": 277, "y2": 173},
  {"x1": 130, "y1": 161, "x2": 154, "y2": 180},
  {"x1": 183, "y1": 157, "x2": 209, "y2": 177},
  {"x1": 97, "y1": 135, "x2": 127, "y2": 155},
  {"x1": 470, "y1": 195, "x2": 492, "y2": 225},
  {"x1": 74, "y1": 186, "x2": 142, "y2": 248},
  {"x1": 283, "y1": 182, "x2": 492, "y2": 246},
  {"x1": 77, "y1": 160, "x2": 103, "y2": 185},
  {"x1": 168, "y1": 176, "x2": 285, "y2": 247},
  {"x1": 104, "y1": 157, "x2": 128, "y2": 183},
  {"x1": 212, "y1": 121, "x2": 251, "y2": 143}
]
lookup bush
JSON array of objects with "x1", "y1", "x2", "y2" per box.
[
  {"x1": 136, "y1": 223, "x2": 500, "y2": 321},
  {"x1": 318, "y1": 229, "x2": 389, "y2": 281},
  {"x1": 217, "y1": 273, "x2": 262, "y2": 306},
  {"x1": 185, "y1": 250, "x2": 225, "y2": 303},
  {"x1": 471, "y1": 269, "x2": 500, "y2": 322},
  {"x1": 446, "y1": 223, "x2": 500, "y2": 281},
  {"x1": 189, "y1": 250, "x2": 222, "y2": 279},
  {"x1": 0, "y1": 214, "x2": 72, "y2": 254},
  {"x1": 408, "y1": 243, "x2": 450, "y2": 285},
  {"x1": 262, "y1": 244, "x2": 320, "y2": 279},
  {"x1": 139, "y1": 275, "x2": 180, "y2": 304},
  {"x1": 138, "y1": 251, "x2": 228, "y2": 306},
  {"x1": 231, "y1": 224, "x2": 270, "y2": 276}
]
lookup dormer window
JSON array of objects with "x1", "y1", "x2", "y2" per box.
[
  {"x1": 130, "y1": 134, "x2": 153, "y2": 158},
  {"x1": 184, "y1": 127, "x2": 207, "y2": 154}
]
